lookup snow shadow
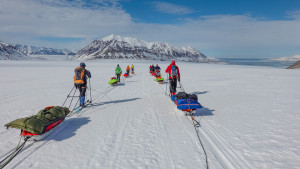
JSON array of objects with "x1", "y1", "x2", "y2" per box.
[
  {"x1": 46, "y1": 117, "x2": 91, "y2": 141},
  {"x1": 92, "y1": 98, "x2": 141, "y2": 107},
  {"x1": 117, "y1": 83, "x2": 125, "y2": 86},
  {"x1": 194, "y1": 107, "x2": 214, "y2": 116},
  {"x1": 191, "y1": 91, "x2": 209, "y2": 95},
  {"x1": 158, "y1": 81, "x2": 168, "y2": 84},
  {"x1": 125, "y1": 80, "x2": 138, "y2": 83}
]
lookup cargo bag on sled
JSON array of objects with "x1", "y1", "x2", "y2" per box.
[
  {"x1": 5, "y1": 106, "x2": 70, "y2": 135},
  {"x1": 171, "y1": 92, "x2": 202, "y2": 110}
]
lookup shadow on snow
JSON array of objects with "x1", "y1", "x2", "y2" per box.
[
  {"x1": 194, "y1": 107, "x2": 214, "y2": 116},
  {"x1": 191, "y1": 91, "x2": 209, "y2": 95},
  {"x1": 48, "y1": 117, "x2": 91, "y2": 141},
  {"x1": 92, "y1": 98, "x2": 141, "y2": 107}
]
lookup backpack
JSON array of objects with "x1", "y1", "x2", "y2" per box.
[
  {"x1": 171, "y1": 65, "x2": 178, "y2": 77},
  {"x1": 74, "y1": 67, "x2": 85, "y2": 85}
]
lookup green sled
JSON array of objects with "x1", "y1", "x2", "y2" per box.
[
  {"x1": 108, "y1": 79, "x2": 119, "y2": 85},
  {"x1": 156, "y1": 77, "x2": 164, "y2": 82}
]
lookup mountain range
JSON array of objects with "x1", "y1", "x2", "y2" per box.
[
  {"x1": 73, "y1": 34, "x2": 208, "y2": 62},
  {"x1": 0, "y1": 41, "x2": 75, "y2": 60},
  {"x1": 0, "y1": 41, "x2": 29, "y2": 60},
  {"x1": 14, "y1": 45, "x2": 76, "y2": 55}
]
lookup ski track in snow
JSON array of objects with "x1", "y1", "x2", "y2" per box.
[{"x1": 1, "y1": 60, "x2": 300, "y2": 169}]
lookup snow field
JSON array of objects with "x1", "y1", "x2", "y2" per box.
[{"x1": 0, "y1": 60, "x2": 300, "y2": 169}]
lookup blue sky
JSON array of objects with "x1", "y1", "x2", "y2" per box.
[
  {"x1": 122, "y1": 0, "x2": 300, "y2": 23},
  {"x1": 1, "y1": 0, "x2": 300, "y2": 58}
]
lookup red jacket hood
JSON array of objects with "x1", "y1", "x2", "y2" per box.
[{"x1": 171, "y1": 60, "x2": 176, "y2": 66}]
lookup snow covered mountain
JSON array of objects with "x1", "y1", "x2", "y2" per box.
[
  {"x1": 74, "y1": 34, "x2": 208, "y2": 62},
  {"x1": 14, "y1": 44, "x2": 76, "y2": 55},
  {"x1": 0, "y1": 41, "x2": 29, "y2": 60}
]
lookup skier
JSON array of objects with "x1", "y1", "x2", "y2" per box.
[
  {"x1": 126, "y1": 65, "x2": 130, "y2": 74},
  {"x1": 151, "y1": 64, "x2": 155, "y2": 73},
  {"x1": 74, "y1": 62, "x2": 91, "y2": 107},
  {"x1": 155, "y1": 64, "x2": 161, "y2": 71},
  {"x1": 155, "y1": 64, "x2": 161, "y2": 77},
  {"x1": 165, "y1": 60, "x2": 180, "y2": 96},
  {"x1": 131, "y1": 64, "x2": 134, "y2": 74},
  {"x1": 115, "y1": 64, "x2": 122, "y2": 81}
]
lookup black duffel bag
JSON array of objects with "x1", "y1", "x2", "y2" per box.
[
  {"x1": 175, "y1": 92, "x2": 188, "y2": 99},
  {"x1": 188, "y1": 94, "x2": 198, "y2": 101}
]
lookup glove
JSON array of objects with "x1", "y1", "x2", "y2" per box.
[{"x1": 178, "y1": 78, "x2": 180, "y2": 82}]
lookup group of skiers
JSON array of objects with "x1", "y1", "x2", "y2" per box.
[
  {"x1": 73, "y1": 63, "x2": 135, "y2": 107},
  {"x1": 150, "y1": 60, "x2": 180, "y2": 96},
  {"x1": 73, "y1": 60, "x2": 180, "y2": 107}
]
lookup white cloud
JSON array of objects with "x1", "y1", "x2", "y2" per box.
[
  {"x1": 1, "y1": 0, "x2": 300, "y2": 57},
  {"x1": 286, "y1": 10, "x2": 300, "y2": 20},
  {"x1": 152, "y1": 2, "x2": 194, "y2": 15},
  {"x1": 0, "y1": 0, "x2": 132, "y2": 48}
]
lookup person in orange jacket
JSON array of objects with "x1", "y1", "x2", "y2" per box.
[
  {"x1": 165, "y1": 60, "x2": 180, "y2": 96},
  {"x1": 126, "y1": 65, "x2": 130, "y2": 74}
]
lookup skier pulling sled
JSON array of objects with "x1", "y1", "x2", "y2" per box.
[
  {"x1": 171, "y1": 92, "x2": 202, "y2": 116},
  {"x1": 154, "y1": 66, "x2": 164, "y2": 84},
  {"x1": 74, "y1": 62, "x2": 92, "y2": 107}
]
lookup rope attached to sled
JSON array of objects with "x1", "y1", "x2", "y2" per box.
[
  {"x1": 0, "y1": 136, "x2": 30, "y2": 169},
  {"x1": 191, "y1": 116, "x2": 209, "y2": 169},
  {"x1": 152, "y1": 73, "x2": 209, "y2": 169}
]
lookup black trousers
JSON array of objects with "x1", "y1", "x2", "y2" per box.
[
  {"x1": 169, "y1": 78, "x2": 177, "y2": 93},
  {"x1": 76, "y1": 84, "x2": 87, "y2": 97},
  {"x1": 116, "y1": 73, "x2": 121, "y2": 81}
]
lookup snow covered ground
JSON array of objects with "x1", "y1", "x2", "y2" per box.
[{"x1": 0, "y1": 59, "x2": 300, "y2": 169}]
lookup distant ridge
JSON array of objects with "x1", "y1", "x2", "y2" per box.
[
  {"x1": 287, "y1": 60, "x2": 300, "y2": 69},
  {"x1": 73, "y1": 34, "x2": 209, "y2": 62},
  {"x1": 14, "y1": 44, "x2": 76, "y2": 55}
]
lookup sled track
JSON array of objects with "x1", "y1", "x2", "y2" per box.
[
  {"x1": 193, "y1": 117, "x2": 255, "y2": 169},
  {"x1": 150, "y1": 73, "x2": 255, "y2": 169}
]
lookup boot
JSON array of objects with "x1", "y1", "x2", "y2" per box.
[{"x1": 80, "y1": 96, "x2": 85, "y2": 107}]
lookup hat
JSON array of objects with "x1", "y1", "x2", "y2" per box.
[{"x1": 80, "y1": 62, "x2": 86, "y2": 68}]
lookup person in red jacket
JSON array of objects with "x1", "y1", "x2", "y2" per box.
[{"x1": 165, "y1": 60, "x2": 180, "y2": 96}]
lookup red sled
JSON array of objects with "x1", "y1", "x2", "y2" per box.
[{"x1": 21, "y1": 117, "x2": 66, "y2": 141}]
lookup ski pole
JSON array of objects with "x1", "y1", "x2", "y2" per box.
[
  {"x1": 165, "y1": 74, "x2": 169, "y2": 95},
  {"x1": 68, "y1": 88, "x2": 77, "y2": 109},
  {"x1": 179, "y1": 81, "x2": 185, "y2": 92},
  {"x1": 62, "y1": 86, "x2": 75, "y2": 107},
  {"x1": 89, "y1": 78, "x2": 92, "y2": 104}
]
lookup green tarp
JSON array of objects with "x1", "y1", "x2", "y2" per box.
[
  {"x1": 108, "y1": 79, "x2": 119, "y2": 85},
  {"x1": 156, "y1": 77, "x2": 164, "y2": 82},
  {"x1": 5, "y1": 106, "x2": 70, "y2": 135}
]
